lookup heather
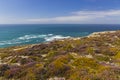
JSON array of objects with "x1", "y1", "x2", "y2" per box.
[{"x1": 0, "y1": 31, "x2": 120, "y2": 80}]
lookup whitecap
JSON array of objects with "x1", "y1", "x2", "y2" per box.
[
  {"x1": 17, "y1": 34, "x2": 48, "y2": 40},
  {"x1": 0, "y1": 40, "x2": 22, "y2": 45},
  {"x1": 44, "y1": 35, "x2": 71, "y2": 41},
  {"x1": 0, "y1": 34, "x2": 71, "y2": 46},
  {"x1": 48, "y1": 34, "x2": 53, "y2": 36},
  {"x1": 0, "y1": 34, "x2": 52, "y2": 46}
]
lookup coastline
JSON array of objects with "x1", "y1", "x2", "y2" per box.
[
  {"x1": 0, "y1": 30, "x2": 119, "y2": 49},
  {"x1": 0, "y1": 30, "x2": 120, "y2": 79},
  {"x1": 66, "y1": 30, "x2": 118, "y2": 41},
  {"x1": 1, "y1": 24, "x2": 120, "y2": 48},
  {"x1": 87, "y1": 31, "x2": 116, "y2": 37}
]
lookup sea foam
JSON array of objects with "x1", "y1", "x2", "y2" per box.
[
  {"x1": 44, "y1": 35, "x2": 71, "y2": 41},
  {"x1": 17, "y1": 34, "x2": 48, "y2": 40},
  {"x1": 0, "y1": 34, "x2": 71, "y2": 46}
]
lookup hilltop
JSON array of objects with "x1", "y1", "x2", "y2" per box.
[{"x1": 0, "y1": 30, "x2": 120, "y2": 80}]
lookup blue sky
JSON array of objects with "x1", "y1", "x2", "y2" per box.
[{"x1": 0, "y1": 0, "x2": 120, "y2": 24}]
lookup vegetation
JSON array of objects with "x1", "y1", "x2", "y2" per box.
[{"x1": 0, "y1": 30, "x2": 120, "y2": 80}]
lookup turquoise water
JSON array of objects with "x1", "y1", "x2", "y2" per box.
[{"x1": 0, "y1": 24, "x2": 120, "y2": 48}]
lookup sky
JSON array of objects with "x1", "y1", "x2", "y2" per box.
[{"x1": 0, "y1": 0, "x2": 120, "y2": 24}]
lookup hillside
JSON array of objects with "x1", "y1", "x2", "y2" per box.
[{"x1": 0, "y1": 30, "x2": 120, "y2": 80}]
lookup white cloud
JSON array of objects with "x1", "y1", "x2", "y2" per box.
[
  {"x1": 28, "y1": 16, "x2": 90, "y2": 22},
  {"x1": 1, "y1": 10, "x2": 120, "y2": 24},
  {"x1": 72, "y1": 10, "x2": 120, "y2": 16},
  {"x1": 27, "y1": 10, "x2": 120, "y2": 24}
]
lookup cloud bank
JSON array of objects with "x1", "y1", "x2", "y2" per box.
[
  {"x1": 0, "y1": 10, "x2": 120, "y2": 24},
  {"x1": 27, "y1": 10, "x2": 120, "y2": 24}
]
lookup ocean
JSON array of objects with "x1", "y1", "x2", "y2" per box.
[{"x1": 0, "y1": 24, "x2": 120, "y2": 48}]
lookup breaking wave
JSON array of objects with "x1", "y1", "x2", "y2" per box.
[
  {"x1": 17, "y1": 34, "x2": 48, "y2": 40},
  {"x1": 0, "y1": 34, "x2": 71, "y2": 46},
  {"x1": 44, "y1": 35, "x2": 71, "y2": 41}
]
